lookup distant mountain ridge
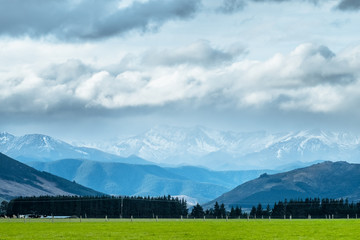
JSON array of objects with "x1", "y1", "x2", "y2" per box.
[
  {"x1": 28, "y1": 159, "x2": 274, "y2": 203},
  {"x1": 205, "y1": 161, "x2": 360, "y2": 209},
  {"x1": 107, "y1": 126, "x2": 360, "y2": 170},
  {"x1": 0, "y1": 153, "x2": 103, "y2": 201},
  {"x1": 3, "y1": 128, "x2": 358, "y2": 170},
  {"x1": 0, "y1": 132, "x2": 152, "y2": 165}
]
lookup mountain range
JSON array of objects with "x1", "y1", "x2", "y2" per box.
[
  {"x1": 106, "y1": 126, "x2": 360, "y2": 170},
  {"x1": 3, "y1": 127, "x2": 358, "y2": 171},
  {"x1": 205, "y1": 161, "x2": 360, "y2": 209},
  {"x1": 3, "y1": 148, "x2": 360, "y2": 213},
  {"x1": 29, "y1": 159, "x2": 273, "y2": 203},
  {"x1": 0, "y1": 132, "x2": 151, "y2": 164},
  {"x1": 0, "y1": 153, "x2": 103, "y2": 201},
  {"x1": 3, "y1": 127, "x2": 360, "y2": 206}
]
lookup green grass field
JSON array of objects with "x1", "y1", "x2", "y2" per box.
[{"x1": 1, "y1": 218, "x2": 359, "y2": 239}]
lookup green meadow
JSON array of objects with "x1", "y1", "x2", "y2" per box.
[{"x1": 0, "y1": 219, "x2": 359, "y2": 239}]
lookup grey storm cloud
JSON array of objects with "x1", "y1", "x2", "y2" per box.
[
  {"x1": 0, "y1": 0, "x2": 201, "y2": 40},
  {"x1": 337, "y1": 0, "x2": 360, "y2": 11},
  {"x1": 218, "y1": 0, "x2": 313, "y2": 13},
  {"x1": 218, "y1": 0, "x2": 360, "y2": 13}
]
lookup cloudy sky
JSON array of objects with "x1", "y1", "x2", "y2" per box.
[{"x1": 1, "y1": 0, "x2": 360, "y2": 142}]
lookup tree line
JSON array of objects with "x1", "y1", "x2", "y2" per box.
[
  {"x1": 4, "y1": 196, "x2": 360, "y2": 219},
  {"x1": 269, "y1": 198, "x2": 360, "y2": 219},
  {"x1": 5, "y1": 195, "x2": 187, "y2": 218},
  {"x1": 192, "y1": 198, "x2": 360, "y2": 219},
  {"x1": 191, "y1": 202, "x2": 247, "y2": 218}
]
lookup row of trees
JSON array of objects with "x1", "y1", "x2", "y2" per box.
[
  {"x1": 191, "y1": 202, "x2": 246, "y2": 218},
  {"x1": 6, "y1": 195, "x2": 188, "y2": 218},
  {"x1": 268, "y1": 198, "x2": 360, "y2": 218},
  {"x1": 5, "y1": 196, "x2": 360, "y2": 219},
  {"x1": 192, "y1": 198, "x2": 360, "y2": 219}
]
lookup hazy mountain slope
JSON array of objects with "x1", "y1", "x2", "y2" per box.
[
  {"x1": 109, "y1": 126, "x2": 360, "y2": 170},
  {"x1": 0, "y1": 153, "x2": 103, "y2": 201},
  {"x1": 0, "y1": 132, "x2": 152, "y2": 164},
  {"x1": 165, "y1": 166, "x2": 276, "y2": 189},
  {"x1": 29, "y1": 159, "x2": 229, "y2": 203},
  {"x1": 205, "y1": 161, "x2": 360, "y2": 209}
]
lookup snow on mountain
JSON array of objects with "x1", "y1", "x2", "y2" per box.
[
  {"x1": 110, "y1": 126, "x2": 360, "y2": 170},
  {"x1": 2, "y1": 127, "x2": 360, "y2": 170},
  {"x1": 0, "y1": 133, "x2": 85, "y2": 162},
  {"x1": 114, "y1": 126, "x2": 267, "y2": 162},
  {"x1": 0, "y1": 132, "x2": 152, "y2": 164},
  {"x1": 0, "y1": 132, "x2": 15, "y2": 146}
]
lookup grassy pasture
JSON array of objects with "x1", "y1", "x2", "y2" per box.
[{"x1": 0, "y1": 218, "x2": 359, "y2": 239}]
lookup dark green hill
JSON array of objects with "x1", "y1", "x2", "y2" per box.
[
  {"x1": 205, "y1": 161, "x2": 360, "y2": 209},
  {"x1": 0, "y1": 153, "x2": 103, "y2": 200}
]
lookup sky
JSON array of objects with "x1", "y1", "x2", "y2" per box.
[{"x1": 1, "y1": 0, "x2": 360, "y2": 142}]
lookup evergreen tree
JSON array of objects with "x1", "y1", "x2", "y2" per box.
[
  {"x1": 256, "y1": 203, "x2": 263, "y2": 217},
  {"x1": 220, "y1": 203, "x2": 226, "y2": 218},
  {"x1": 0, "y1": 201, "x2": 8, "y2": 215},
  {"x1": 229, "y1": 206, "x2": 235, "y2": 218},
  {"x1": 250, "y1": 206, "x2": 257, "y2": 218},
  {"x1": 191, "y1": 204, "x2": 204, "y2": 218},
  {"x1": 272, "y1": 201, "x2": 285, "y2": 218},
  {"x1": 205, "y1": 208, "x2": 214, "y2": 218},
  {"x1": 235, "y1": 206, "x2": 241, "y2": 217},
  {"x1": 214, "y1": 202, "x2": 220, "y2": 218},
  {"x1": 265, "y1": 204, "x2": 271, "y2": 217}
]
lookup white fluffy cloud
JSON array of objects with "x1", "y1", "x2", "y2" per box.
[
  {"x1": 227, "y1": 44, "x2": 360, "y2": 112},
  {"x1": 0, "y1": 43, "x2": 359, "y2": 115}
]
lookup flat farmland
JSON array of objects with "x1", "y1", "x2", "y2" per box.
[{"x1": 0, "y1": 219, "x2": 359, "y2": 239}]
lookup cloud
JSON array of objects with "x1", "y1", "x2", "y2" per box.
[
  {"x1": 218, "y1": 0, "x2": 247, "y2": 14},
  {"x1": 217, "y1": 0, "x2": 360, "y2": 13},
  {"x1": 40, "y1": 59, "x2": 95, "y2": 83},
  {"x1": 226, "y1": 43, "x2": 359, "y2": 112},
  {"x1": 337, "y1": 0, "x2": 360, "y2": 11},
  {"x1": 218, "y1": 0, "x2": 311, "y2": 14},
  {"x1": 141, "y1": 40, "x2": 246, "y2": 67},
  {"x1": 0, "y1": 0, "x2": 201, "y2": 41},
  {"x1": 0, "y1": 43, "x2": 360, "y2": 116}
]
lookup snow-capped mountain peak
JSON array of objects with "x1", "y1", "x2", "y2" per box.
[
  {"x1": 0, "y1": 132, "x2": 151, "y2": 164},
  {"x1": 2, "y1": 127, "x2": 360, "y2": 170},
  {"x1": 0, "y1": 132, "x2": 15, "y2": 144},
  {"x1": 110, "y1": 126, "x2": 360, "y2": 170}
]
